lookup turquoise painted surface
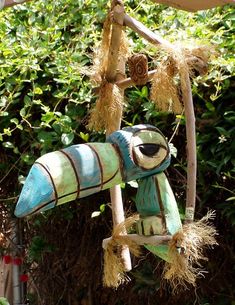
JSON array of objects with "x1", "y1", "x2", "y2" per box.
[
  {"x1": 156, "y1": 172, "x2": 182, "y2": 235},
  {"x1": 136, "y1": 175, "x2": 161, "y2": 216},
  {"x1": 14, "y1": 163, "x2": 55, "y2": 217},
  {"x1": 14, "y1": 124, "x2": 182, "y2": 262},
  {"x1": 15, "y1": 125, "x2": 172, "y2": 217},
  {"x1": 107, "y1": 124, "x2": 171, "y2": 181},
  {"x1": 141, "y1": 173, "x2": 182, "y2": 261},
  {"x1": 63, "y1": 144, "x2": 103, "y2": 197}
]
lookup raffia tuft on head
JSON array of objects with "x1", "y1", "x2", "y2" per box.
[
  {"x1": 163, "y1": 211, "x2": 218, "y2": 292},
  {"x1": 88, "y1": 82, "x2": 124, "y2": 133},
  {"x1": 103, "y1": 215, "x2": 140, "y2": 288}
]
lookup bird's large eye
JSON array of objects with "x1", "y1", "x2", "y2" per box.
[
  {"x1": 137, "y1": 143, "x2": 161, "y2": 157},
  {"x1": 131, "y1": 129, "x2": 169, "y2": 170}
]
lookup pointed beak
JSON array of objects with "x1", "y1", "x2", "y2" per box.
[{"x1": 14, "y1": 163, "x2": 56, "y2": 217}]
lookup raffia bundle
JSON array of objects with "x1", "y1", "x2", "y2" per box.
[
  {"x1": 88, "y1": 81, "x2": 123, "y2": 132},
  {"x1": 103, "y1": 215, "x2": 140, "y2": 288},
  {"x1": 163, "y1": 211, "x2": 218, "y2": 292},
  {"x1": 103, "y1": 211, "x2": 217, "y2": 290},
  {"x1": 151, "y1": 44, "x2": 212, "y2": 113},
  {"x1": 88, "y1": 13, "x2": 129, "y2": 132}
]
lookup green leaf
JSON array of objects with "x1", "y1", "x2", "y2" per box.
[
  {"x1": 226, "y1": 197, "x2": 235, "y2": 202},
  {"x1": 34, "y1": 87, "x2": 43, "y2": 95},
  {"x1": 18, "y1": 175, "x2": 26, "y2": 185},
  {"x1": 79, "y1": 132, "x2": 89, "y2": 142},
  {"x1": 3, "y1": 141, "x2": 14, "y2": 149},
  {"x1": 10, "y1": 118, "x2": 19, "y2": 125},
  {"x1": 61, "y1": 132, "x2": 74, "y2": 145},
  {"x1": 141, "y1": 86, "x2": 148, "y2": 98},
  {"x1": 0, "y1": 111, "x2": 9, "y2": 117},
  {"x1": 127, "y1": 180, "x2": 138, "y2": 188},
  {"x1": 169, "y1": 143, "x2": 178, "y2": 158},
  {"x1": 42, "y1": 112, "x2": 55, "y2": 124},
  {"x1": 0, "y1": 297, "x2": 10, "y2": 305},
  {"x1": 205, "y1": 102, "x2": 215, "y2": 112},
  {"x1": 91, "y1": 211, "x2": 101, "y2": 218},
  {"x1": 99, "y1": 204, "x2": 106, "y2": 213},
  {"x1": 3, "y1": 128, "x2": 11, "y2": 136}
]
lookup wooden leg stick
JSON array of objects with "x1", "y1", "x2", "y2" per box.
[
  {"x1": 181, "y1": 71, "x2": 197, "y2": 222},
  {"x1": 105, "y1": 0, "x2": 132, "y2": 271}
]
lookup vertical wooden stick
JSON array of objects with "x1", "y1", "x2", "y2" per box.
[
  {"x1": 180, "y1": 71, "x2": 197, "y2": 222},
  {"x1": 105, "y1": 0, "x2": 132, "y2": 271}
]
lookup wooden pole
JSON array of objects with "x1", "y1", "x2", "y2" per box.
[
  {"x1": 105, "y1": 0, "x2": 132, "y2": 272},
  {"x1": 123, "y1": 14, "x2": 173, "y2": 49},
  {"x1": 93, "y1": 69, "x2": 157, "y2": 94},
  {"x1": 180, "y1": 72, "x2": 197, "y2": 222}
]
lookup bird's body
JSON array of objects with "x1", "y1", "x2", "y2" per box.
[{"x1": 15, "y1": 124, "x2": 182, "y2": 260}]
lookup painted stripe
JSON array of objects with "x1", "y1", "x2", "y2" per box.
[
  {"x1": 84, "y1": 144, "x2": 104, "y2": 189},
  {"x1": 63, "y1": 144, "x2": 102, "y2": 198},
  {"x1": 35, "y1": 162, "x2": 58, "y2": 206},
  {"x1": 87, "y1": 143, "x2": 122, "y2": 190},
  {"x1": 37, "y1": 151, "x2": 78, "y2": 206},
  {"x1": 27, "y1": 166, "x2": 121, "y2": 216},
  {"x1": 155, "y1": 177, "x2": 167, "y2": 230},
  {"x1": 59, "y1": 149, "x2": 80, "y2": 198}
]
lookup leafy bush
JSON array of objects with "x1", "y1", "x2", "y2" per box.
[{"x1": 0, "y1": 1, "x2": 234, "y2": 305}]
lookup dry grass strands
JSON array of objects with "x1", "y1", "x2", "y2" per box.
[
  {"x1": 88, "y1": 82, "x2": 124, "y2": 132},
  {"x1": 119, "y1": 30, "x2": 131, "y2": 63},
  {"x1": 151, "y1": 44, "x2": 212, "y2": 113},
  {"x1": 183, "y1": 45, "x2": 212, "y2": 77},
  {"x1": 163, "y1": 211, "x2": 218, "y2": 293},
  {"x1": 103, "y1": 215, "x2": 140, "y2": 288},
  {"x1": 89, "y1": 13, "x2": 130, "y2": 85},
  {"x1": 151, "y1": 58, "x2": 183, "y2": 113},
  {"x1": 90, "y1": 16, "x2": 112, "y2": 85}
]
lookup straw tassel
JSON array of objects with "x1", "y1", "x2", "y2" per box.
[
  {"x1": 88, "y1": 81, "x2": 124, "y2": 132},
  {"x1": 163, "y1": 211, "x2": 218, "y2": 292},
  {"x1": 103, "y1": 215, "x2": 140, "y2": 288}
]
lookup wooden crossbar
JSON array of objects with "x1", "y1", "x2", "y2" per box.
[{"x1": 102, "y1": 234, "x2": 172, "y2": 249}]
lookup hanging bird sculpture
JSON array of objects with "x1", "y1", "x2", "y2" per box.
[{"x1": 15, "y1": 124, "x2": 182, "y2": 262}]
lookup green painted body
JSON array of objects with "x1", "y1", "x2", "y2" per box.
[
  {"x1": 15, "y1": 124, "x2": 182, "y2": 262},
  {"x1": 136, "y1": 173, "x2": 182, "y2": 261}
]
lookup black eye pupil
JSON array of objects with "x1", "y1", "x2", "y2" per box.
[{"x1": 138, "y1": 144, "x2": 160, "y2": 157}]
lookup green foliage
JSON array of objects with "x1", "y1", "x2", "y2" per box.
[
  {"x1": 28, "y1": 235, "x2": 54, "y2": 262},
  {"x1": 0, "y1": 298, "x2": 9, "y2": 305},
  {"x1": 0, "y1": 1, "x2": 234, "y2": 305}
]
